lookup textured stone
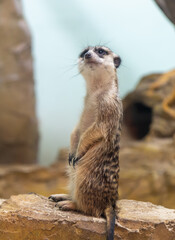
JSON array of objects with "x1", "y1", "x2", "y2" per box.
[
  {"x1": 0, "y1": 193, "x2": 175, "y2": 240},
  {"x1": 123, "y1": 70, "x2": 175, "y2": 139},
  {"x1": 0, "y1": 0, "x2": 38, "y2": 163},
  {"x1": 119, "y1": 137, "x2": 175, "y2": 209},
  {"x1": 0, "y1": 163, "x2": 68, "y2": 199},
  {"x1": 118, "y1": 70, "x2": 175, "y2": 208}
]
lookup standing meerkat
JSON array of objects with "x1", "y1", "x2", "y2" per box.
[{"x1": 49, "y1": 46, "x2": 123, "y2": 240}]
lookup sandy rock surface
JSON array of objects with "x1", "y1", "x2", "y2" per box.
[{"x1": 0, "y1": 193, "x2": 175, "y2": 240}]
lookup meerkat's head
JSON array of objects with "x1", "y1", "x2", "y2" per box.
[{"x1": 78, "y1": 46, "x2": 121, "y2": 83}]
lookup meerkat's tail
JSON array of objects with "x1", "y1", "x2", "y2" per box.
[{"x1": 105, "y1": 205, "x2": 116, "y2": 240}]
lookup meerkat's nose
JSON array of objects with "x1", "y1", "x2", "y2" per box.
[{"x1": 84, "y1": 52, "x2": 92, "y2": 59}]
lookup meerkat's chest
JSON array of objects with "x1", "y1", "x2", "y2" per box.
[{"x1": 79, "y1": 97, "x2": 97, "y2": 134}]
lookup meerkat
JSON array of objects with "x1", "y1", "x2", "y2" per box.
[{"x1": 49, "y1": 46, "x2": 123, "y2": 240}]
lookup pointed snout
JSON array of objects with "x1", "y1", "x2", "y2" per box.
[{"x1": 84, "y1": 52, "x2": 92, "y2": 59}]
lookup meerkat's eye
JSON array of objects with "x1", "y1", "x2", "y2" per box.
[{"x1": 97, "y1": 48, "x2": 108, "y2": 55}]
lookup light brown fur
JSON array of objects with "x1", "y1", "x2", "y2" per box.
[{"x1": 49, "y1": 46, "x2": 123, "y2": 240}]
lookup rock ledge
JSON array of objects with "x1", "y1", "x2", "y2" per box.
[{"x1": 0, "y1": 194, "x2": 175, "y2": 240}]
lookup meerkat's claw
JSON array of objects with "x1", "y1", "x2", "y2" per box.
[
  {"x1": 55, "y1": 200, "x2": 77, "y2": 211},
  {"x1": 68, "y1": 153, "x2": 74, "y2": 165},
  {"x1": 72, "y1": 156, "x2": 80, "y2": 167},
  {"x1": 48, "y1": 194, "x2": 70, "y2": 202}
]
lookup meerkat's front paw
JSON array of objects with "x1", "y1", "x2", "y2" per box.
[
  {"x1": 55, "y1": 200, "x2": 77, "y2": 211},
  {"x1": 72, "y1": 156, "x2": 80, "y2": 167},
  {"x1": 69, "y1": 153, "x2": 80, "y2": 167},
  {"x1": 48, "y1": 194, "x2": 70, "y2": 202},
  {"x1": 69, "y1": 153, "x2": 75, "y2": 165}
]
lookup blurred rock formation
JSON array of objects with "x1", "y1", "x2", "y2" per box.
[
  {"x1": 123, "y1": 69, "x2": 175, "y2": 139},
  {"x1": 120, "y1": 70, "x2": 175, "y2": 208},
  {"x1": 0, "y1": 163, "x2": 68, "y2": 198},
  {"x1": 0, "y1": 0, "x2": 38, "y2": 163}
]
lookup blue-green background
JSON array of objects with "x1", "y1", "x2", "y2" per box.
[{"x1": 21, "y1": 0, "x2": 175, "y2": 165}]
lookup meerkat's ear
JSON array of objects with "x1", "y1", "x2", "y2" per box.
[{"x1": 114, "y1": 56, "x2": 121, "y2": 68}]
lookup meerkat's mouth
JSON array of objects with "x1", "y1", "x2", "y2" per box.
[{"x1": 84, "y1": 59, "x2": 100, "y2": 65}]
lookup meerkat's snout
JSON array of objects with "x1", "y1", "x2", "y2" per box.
[
  {"x1": 84, "y1": 52, "x2": 92, "y2": 59},
  {"x1": 114, "y1": 56, "x2": 121, "y2": 68},
  {"x1": 83, "y1": 49, "x2": 100, "y2": 65}
]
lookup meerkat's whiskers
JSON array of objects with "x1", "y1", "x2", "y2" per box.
[
  {"x1": 70, "y1": 69, "x2": 84, "y2": 79},
  {"x1": 58, "y1": 61, "x2": 79, "y2": 79}
]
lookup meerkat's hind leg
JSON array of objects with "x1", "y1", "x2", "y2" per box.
[
  {"x1": 48, "y1": 194, "x2": 70, "y2": 202},
  {"x1": 56, "y1": 200, "x2": 77, "y2": 211}
]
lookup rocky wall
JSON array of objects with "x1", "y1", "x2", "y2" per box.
[{"x1": 0, "y1": 0, "x2": 38, "y2": 163}]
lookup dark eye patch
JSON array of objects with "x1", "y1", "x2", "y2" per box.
[
  {"x1": 79, "y1": 48, "x2": 89, "y2": 58},
  {"x1": 114, "y1": 56, "x2": 121, "y2": 68},
  {"x1": 95, "y1": 48, "x2": 108, "y2": 57}
]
